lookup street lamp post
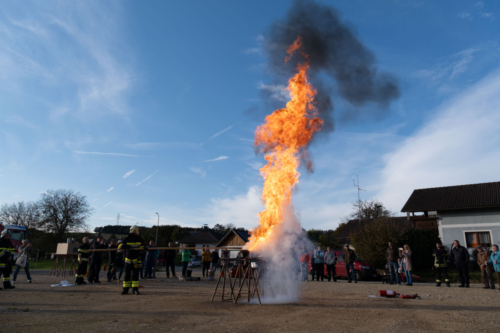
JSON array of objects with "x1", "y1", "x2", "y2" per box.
[{"x1": 155, "y1": 212, "x2": 159, "y2": 244}]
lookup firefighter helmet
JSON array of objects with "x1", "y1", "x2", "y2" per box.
[
  {"x1": 1, "y1": 229, "x2": 11, "y2": 238},
  {"x1": 130, "y1": 225, "x2": 139, "y2": 235}
]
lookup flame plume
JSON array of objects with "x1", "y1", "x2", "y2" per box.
[{"x1": 247, "y1": 37, "x2": 323, "y2": 251}]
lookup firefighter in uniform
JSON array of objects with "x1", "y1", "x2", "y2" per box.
[
  {"x1": 75, "y1": 237, "x2": 90, "y2": 285},
  {"x1": 433, "y1": 242, "x2": 450, "y2": 287},
  {"x1": 119, "y1": 225, "x2": 144, "y2": 295},
  {"x1": 0, "y1": 230, "x2": 16, "y2": 290}
]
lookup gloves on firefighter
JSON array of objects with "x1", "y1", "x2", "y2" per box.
[{"x1": 134, "y1": 262, "x2": 142, "y2": 269}]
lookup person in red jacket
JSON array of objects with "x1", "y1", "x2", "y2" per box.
[{"x1": 299, "y1": 247, "x2": 309, "y2": 281}]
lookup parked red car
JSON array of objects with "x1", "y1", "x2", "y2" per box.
[{"x1": 307, "y1": 251, "x2": 377, "y2": 281}]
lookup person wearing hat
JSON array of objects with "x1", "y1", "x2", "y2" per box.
[
  {"x1": 433, "y1": 242, "x2": 450, "y2": 287},
  {"x1": 476, "y1": 245, "x2": 494, "y2": 289},
  {"x1": 75, "y1": 237, "x2": 90, "y2": 285},
  {"x1": 114, "y1": 240, "x2": 125, "y2": 281},
  {"x1": 119, "y1": 225, "x2": 144, "y2": 295},
  {"x1": 0, "y1": 230, "x2": 16, "y2": 290}
]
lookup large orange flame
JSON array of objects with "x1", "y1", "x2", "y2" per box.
[{"x1": 248, "y1": 37, "x2": 323, "y2": 251}]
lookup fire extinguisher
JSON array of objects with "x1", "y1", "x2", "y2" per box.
[
  {"x1": 401, "y1": 294, "x2": 421, "y2": 299},
  {"x1": 379, "y1": 290, "x2": 399, "y2": 298},
  {"x1": 103, "y1": 264, "x2": 107, "y2": 271}
]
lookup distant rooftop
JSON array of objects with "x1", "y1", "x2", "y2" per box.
[
  {"x1": 401, "y1": 181, "x2": 500, "y2": 212},
  {"x1": 177, "y1": 230, "x2": 225, "y2": 244}
]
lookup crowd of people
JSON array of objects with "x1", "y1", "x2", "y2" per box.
[
  {"x1": 299, "y1": 244, "x2": 358, "y2": 283},
  {"x1": 2, "y1": 227, "x2": 500, "y2": 293},
  {"x1": 296, "y1": 239, "x2": 500, "y2": 290}
]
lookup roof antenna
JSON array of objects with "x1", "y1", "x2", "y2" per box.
[{"x1": 353, "y1": 172, "x2": 366, "y2": 224}]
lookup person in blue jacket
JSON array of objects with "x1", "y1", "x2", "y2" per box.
[
  {"x1": 314, "y1": 246, "x2": 325, "y2": 281},
  {"x1": 486, "y1": 244, "x2": 500, "y2": 287}
]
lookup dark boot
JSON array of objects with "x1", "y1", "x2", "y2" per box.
[
  {"x1": 446, "y1": 281, "x2": 451, "y2": 287},
  {"x1": 458, "y1": 284, "x2": 465, "y2": 288},
  {"x1": 3, "y1": 281, "x2": 15, "y2": 289},
  {"x1": 436, "y1": 282, "x2": 441, "y2": 287},
  {"x1": 132, "y1": 287, "x2": 140, "y2": 295},
  {"x1": 121, "y1": 287, "x2": 129, "y2": 295},
  {"x1": 334, "y1": 276, "x2": 337, "y2": 282},
  {"x1": 466, "y1": 284, "x2": 470, "y2": 288}
]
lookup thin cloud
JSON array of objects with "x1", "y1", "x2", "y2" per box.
[
  {"x1": 190, "y1": 167, "x2": 206, "y2": 178},
  {"x1": 458, "y1": 12, "x2": 473, "y2": 20},
  {"x1": 209, "y1": 125, "x2": 234, "y2": 140},
  {"x1": 123, "y1": 169, "x2": 135, "y2": 178},
  {"x1": 103, "y1": 201, "x2": 113, "y2": 208},
  {"x1": 74, "y1": 151, "x2": 142, "y2": 157},
  {"x1": 377, "y1": 69, "x2": 500, "y2": 213},
  {"x1": 247, "y1": 161, "x2": 263, "y2": 170},
  {"x1": 243, "y1": 35, "x2": 264, "y2": 55},
  {"x1": 203, "y1": 156, "x2": 229, "y2": 162},
  {"x1": 413, "y1": 48, "x2": 479, "y2": 81},
  {"x1": 258, "y1": 82, "x2": 290, "y2": 102},
  {"x1": 126, "y1": 142, "x2": 200, "y2": 150},
  {"x1": 136, "y1": 170, "x2": 160, "y2": 186},
  {"x1": 106, "y1": 187, "x2": 114, "y2": 192}
]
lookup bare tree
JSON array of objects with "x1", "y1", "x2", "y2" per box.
[
  {"x1": 0, "y1": 201, "x2": 41, "y2": 230},
  {"x1": 38, "y1": 190, "x2": 93, "y2": 242},
  {"x1": 341, "y1": 199, "x2": 392, "y2": 223}
]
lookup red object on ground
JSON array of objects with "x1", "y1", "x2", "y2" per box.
[
  {"x1": 379, "y1": 290, "x2": 398, "y2": 298},
  {"x1": 401, "y1": 294, "x2": 419, "y2": 299}
]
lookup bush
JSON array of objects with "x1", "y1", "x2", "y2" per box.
[
  {"x1": 351, "y1": 218, "x2": 441, "y2": 271},
  {"x1": 350, "y1": 218, "x2": 409, "y2": 269},
  {"x1": 399, "y1": 229, "x2": 441, "y2": 271}
]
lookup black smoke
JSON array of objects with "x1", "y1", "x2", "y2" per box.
[{"x1": 262, "y1": 0, "x2": 400, "y2": 133}]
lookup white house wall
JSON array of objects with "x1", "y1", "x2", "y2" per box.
[{"x1": 438, "y1": 210, "x2": 500, "y2": 250}]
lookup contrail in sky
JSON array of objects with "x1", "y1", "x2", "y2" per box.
[
  {"x1": 136, "y1": 170, "x2": 160, "y2": 186},
  {"x1": 202, "y1": 156, "x2": 229, "y2": 162},
  {"x1": 209, "y1": 125, "x2": 233, "y2": 140}
]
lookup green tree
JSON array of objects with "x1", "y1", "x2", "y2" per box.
[
  {"x1": 342, "y1": 199, "x2": 392, "y2": 223},
  {"x1": 171, "y1": 226, "x2": 189, "y2": 243},
  {"x1": 306, "y1": 229, "x2": 324, "y2": 244},
  {"x1": 399, "y1": 229, "x2": 441, "y2": 271},
  {"x1": 350, "y1": 218, "x2": 409, "y2": 269},
  {"x1": 319, "y1": 233, "x2": 338, "y2": 249}
]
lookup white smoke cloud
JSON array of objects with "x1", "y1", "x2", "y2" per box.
[{"x1": 245, "y1": 205, "x2": 313, "y2": 303}]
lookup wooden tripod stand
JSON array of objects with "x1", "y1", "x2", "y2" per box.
[
  {"x1": 211, "y1": 258, "x2": 236, "y2": 302},
  {"x1": 49, "y1": 255, "x2": 76, "y2": 278},
  {"x1": 211, "y1": 258, "x2": 262, "y2": 306}
]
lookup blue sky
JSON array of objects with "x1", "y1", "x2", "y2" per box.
[{"x1": 1, "y1": 0, "x2": 500, "y2": 231}]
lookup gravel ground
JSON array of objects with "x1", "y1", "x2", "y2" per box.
[{"x1": 2, "y1": 269, "x2": 499, "y2": 333}]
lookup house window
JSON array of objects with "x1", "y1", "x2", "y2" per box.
[{"x1": 465, "y1": 232, "x2": 492, "y2": 248}]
